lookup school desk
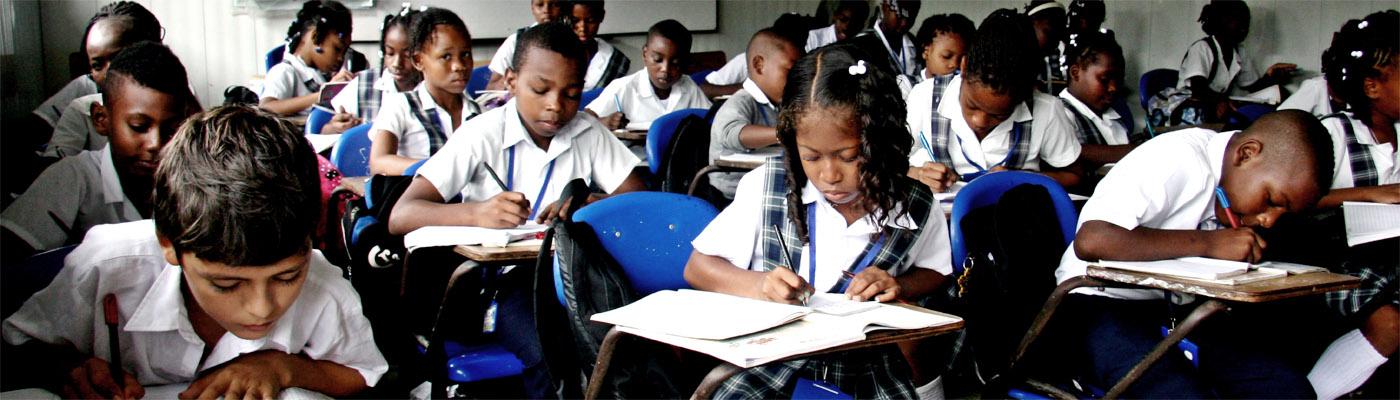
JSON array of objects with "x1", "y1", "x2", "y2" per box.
[
  {"x1": 583, "y1": 303, "x2": 965, "y2": 400},
  {"x1": 612, "y1": 128, "x2": 648, "y2": 141},
  {"x1": 453, "y1": 241, "x2": 544, "y2": 264},
  {"x1": 1011, "y1": 266, "x2": 1361, "y2": 399}
]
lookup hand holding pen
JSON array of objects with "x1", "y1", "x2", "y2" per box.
[
  {"x1": 469, "y1": 164, "x2": 531, "y2": 228},
  {"x1": 1210, "y1": 187, "x2": 1266, "y2": 263},
  {"x1": 768, "y1": 225, "x2": 813, "y2": 305}
]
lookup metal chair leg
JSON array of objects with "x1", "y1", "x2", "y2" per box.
[
  {"x1": 584, "y1": 327, "x2": 627, "y2": 400},
  {"x1": 1102, "y1": 299, "x2": 1229, "y2": 399}
]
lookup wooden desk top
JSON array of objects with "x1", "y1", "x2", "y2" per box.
[
  {"x1": 453, "y1": 241, "x2": 543, "y2": 263},
  {"x1": 713, "y1": 157, "x2": 765, "y2": 170},
  {"x1": 1087, "y1": 265, "x2": 1361, "y2": 303},
  {"x1": 612, "y1": 129, "x2": 647, "y2": 141}
]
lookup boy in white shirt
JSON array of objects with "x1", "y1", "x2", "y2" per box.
[
  {"x1": 567, "y1": 0, "x2": 631, "y2": 91},
  {"x1": 3, "y1": 105, "x2": 388, "y2": 398},
  {"x1": 32, "y1": 2, "x2": 162, "y2": 129},
  {"x1": 485, "y1": 0, "x2": 564, "y2": 92},
  {"x1": 585, "y1": 19, "x2": 712, "y2": 131},
  {"x1": 707, "y1": 29, "x2": 801, "y2": 199},
  {"x1": 805, "y1": 0, "x2": 869, "y2": 52}
]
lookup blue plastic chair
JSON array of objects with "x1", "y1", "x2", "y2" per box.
[
  {"x1": 689, "y1": 69, "x2": 715, "y2": 85},
  {"x1": 403, "y1": 158, "x2": 427, "y2": 176},
  {"x1": 1138, "y1": 69, "x2": 1179, "y2": 112},
  {"x1": 645, "y1": 108, "x2": 710, "y2": 176},
  {"x1": 579, "y1": 87, "x2": 604, "y2": 111},
  {"x1": 564, "y1": 192, "x2": 719, "y2": 298},
  {"x1": 305, "y1": 107, "x2": 334, "y2": 135},
  {"x1": 468, "y1": 65, "x2": 492, "y2": 98},
  {"x1": 949, "y1": 171, "x2": 1079, "y2": 275},
  {"x1": 265, "y1": 44, "x2": 286, "y2": 73},
  {"x1": 331, "y1": 123, "x2": 373, "y2": 177}
]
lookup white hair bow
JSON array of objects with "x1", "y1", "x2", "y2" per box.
[{"x1": 848, "y1": 60, "x2": 867, "y2": 76}]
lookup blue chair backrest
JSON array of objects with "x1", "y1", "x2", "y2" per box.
[
  {"x1": 571, "y1": 192, "x2": 719, "y2": 296},
  {"x1": 579, "y1": 87, "x2": 604, "y2": 111},
  {"x1": 689, "y1": 69, "x2": 715, "y2": 85},
  {"x1": 949, "y1": 171, "x2": 1079, "y2": 274},
  {"x1": 467, "y1": 65, "x2": 491, "y2": 98},
  {"x1": 305, "y1": 107, "x2": 334, "y2": 135},
  {"x1": 3, "y1": 245, "x2": 78, "y2": 319},
  {"x1": 646, "y1": 108, "x2": 709, "y2": 175},
  {"x1": 1110, "y1": 96, "x2": 1135, "y2": 134},
  {"x1": 265, "y1": 44, "x2": 286, "y2": 73},
  {"x1": 1138, "y1": 68, "x2": 1179, "y2": 111},
  {"x1": 331, "y1": 123, "x2": 374, "y2": 177}
]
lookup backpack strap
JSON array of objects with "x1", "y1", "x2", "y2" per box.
[
  {"x1": 1322, "y1": 112, "x2": 1380, "y2": 187},
  {"x1": 404, "y1": 91, "x2": 450, "y2": 154},
  {"x1": 1059, "y1": 97, "x2": 1106, "y2": 145}
]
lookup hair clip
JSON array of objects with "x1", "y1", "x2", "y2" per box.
[
  {"x1": 1358, "y1": 20, "x2": 1369, "y2": 29},
  {"x1": 399, "y1": 2, "x2": 412, "y2": 15},
  {"x1": 1351, "y1": 50, "x2": 1364, "y2": 58},
  {"x1": 848, "y1": 60, "x2": 867, "y2": 76},
  {"x1": 319, "y1": 17, "x2": 327, "y2": 24}
]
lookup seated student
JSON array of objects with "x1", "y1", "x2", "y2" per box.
[
  {"x1": 1173, "y1": 0, "x2": 1297, "y2": 122},
  {"x1": 259, "y1": 0, "x2": 354, "y2": 117},
  {"x1": 702, "y1": 13, "x2": 811, "y2": 97},
  {"x1": 707, "y1": 29, "x2": 802, "y2": 199},
  {"x1": 2, "y1": 105, "x2": 388, "y2": 398},
  {"x1": 906, "y1": 9, "x2": 1083, "y2": 193},
  {"x1": 325, "y1": 5, "x2": 423, "y2": 134},
  {"x1": 567, "y1": 0, "x2": 631, "y2": 91},
  {"x1": 686, "y1": 44, "x2": 952, "y2": 400},
  {"x1": 369, "y1": 8, "x2": 481, "y2": 176},
  {"x1": 1056, "y1": 110, "x2": 1334, "y2": 398},
  {"x1": 585, "y1": 19, "x2": 711, "y2": 131},
  {"x1": 1025, "y1": 0, "x2": 1067, "y2": 93},
  {"x1": 390, "y1": 22, "x2": 644, "y2": 398},
  {"x1": 805, "y1": 0, "x2": 870, "y2": 52},
  {"x1": 912, "y1": 13, "x2": 973, "y2": 84},
  {"x1": 1307, "y1": 13, "x2": 1398, "y2": 399},
  {"x1": 1, "y1": 42, "x2": 198, "y2": 264},
  {"x1": 485, "y1": 0, "x2": 563, "y2": 92},
  {"x1": 1059, "y1": 31, "x2": 1136, "y2": 167},
  {"x1": 42, "y1": 1, "x2": 164, "y2": 158},
  {"x1": 847, "y1": 0, "x2": 921, "y2": 96}
]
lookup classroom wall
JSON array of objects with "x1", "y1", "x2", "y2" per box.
[{"x1": 11, "y1": 0, "x2": 1397, "y2": 126}]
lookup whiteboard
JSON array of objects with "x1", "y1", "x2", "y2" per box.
[{"x1": 414, "y1": 0, "x2": 718, "y2": 40}]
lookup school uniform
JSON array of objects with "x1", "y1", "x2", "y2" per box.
[
  {"x1": 1057, "y1": 89, "x2": 1131, "y2": 146},
  {"x1": 1053, "y1": 129, "x2": 1319, "y2": 398},
  {"x1": 707, "y1": 80, "x2": 779, "y2": 198},
  {"x1": 0, "y1": 146, "x2": 142, "y2": 254},
  {"x1": 1176, "y1": 36, "x2": 1262, "y2": 93},
  {"x1": 372, "y1": 84, "x2": 482, "y2": 161},
  {"x1": 262, "y1": 54, "x2": 327, "y2": 117},
  {"x1": 586, "y1": 70, "x2": 712, "y2": 131},
  {"x1": 692, "y1": 158, "x2": 949, "y2": 399},
  {"x1": 330, "y1": 68, "x2": 402, "y2": 121},
  {"x1": 705, "y1": 53, "x2": 748, "y2": 86},
  {"x1": 33, "y1": 75, "x2": 99, "y2": 128},
  {"x1": 43, "y1": 93, "x2": 105, "y2": 158},
  {"x1": 1279, "y1": 76, "x2": 1334, "y2": 117},
  {"x1": 582, "y1": 39, "x2": 631, "y2": 91},
  {"x1": 1318, "y1": 113, "x2": 1398, "y2": 321},
  {"x1": 2, "y1": 220, "x2": 389, "y2": 387},
  {"x1": 487, "y1": 24, "x2": 538, "y2": 76},
  {"x1": 805, "y1": 24, "x2": 839, "y2": 52},
  {"x1": 906, "y1": 75, "x2": 1082, "y2": 180}
]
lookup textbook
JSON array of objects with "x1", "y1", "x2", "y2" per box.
[
  {"x1": 1098, "y1": 257, "x2": 1325, "y2": 285},
  {"x1": 404, "y1": 224, "x2": 547, "y2": 249},
  {"x1": 717, "y1": 147, "x2": 783, "y2": 166},
  {"x1": 1229, "y1": 85, "x2": 1281, "y2": 105},
  {"x1": 592, "y1": 290, "x2": 962, "y2": 368},
  {"x1": 1343, "y1": 201, "x2": 1400, "y2": 246}
]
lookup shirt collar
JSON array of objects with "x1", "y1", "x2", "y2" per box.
[
  {"x1": 741, "y1": 79, "x2": 774, "y2": 107},
  {"x1": 798, "y1": 180, "x2": 920, "y2": 232},
  {"x1": 1057, "y1": 89, "x2": 1120, "y2": 121},
  {"x1": 1207, "y1": 129, "x2": 1235, "y2": 185},
  {"x1": 97, "y1": 145, "x2": 128, "y2": 205},
  {"x1": 373, "y1": 70, "x2": 400, "y2": 92},
  {"x1": 286, "y1": 54, "x2": 327, "y2": 85},
  {"x1": 500, "y1": 99, "x2": 580, "y2": 159},
  {"x1": 123, "y1": 263, "x2": 191, "y2": 334},
  {"x1": 413, "y1": 83, "x2": 442, "y2": 111},
  {"x1": 938, "y1": 75, "x2": 1032, "y2": 126},
  {"x1": 633, "y1": 70, "x2": 659, "y2": 99},
  {"x1": 1342, "y1": 111, "x2": 1385, "y2": 145}
]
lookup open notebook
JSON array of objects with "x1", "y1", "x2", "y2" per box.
[
  {"x1": 1098, "y1": 257, "x2": 1325, "y2": 285},
  {"x1": 404, "y1": 224, "x2": 547, "y2": 249},
  {"x1": 591, "y1": 290, "x2": 962, "y2": 368},
  {"x1": 1343, "y1": 201, "x2": 1400, "y2": 247}
]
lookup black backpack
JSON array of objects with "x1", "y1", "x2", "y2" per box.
[{"x1": 338, "y1": 175, "x2": 416, "y2": 355}]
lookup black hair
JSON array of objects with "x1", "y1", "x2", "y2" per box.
[
  {"x1": 407, "y1": 7, "x2": 470, "y2": 57},
  {"x1": 1067, "y1": 0, "x2": 1106, "y2": 31},
  {"x1": 915, "y1": 14, "x2": 975, "y2": 52},
  {"x1": 1323, "y1": 10, "x2": 1398, "y2": 123},
  {"x1": 154, "y1": 105, "x2": 321, "y2": 266},
  {"x1": 1064, "y1": 29, "x2": 1122, "y2": 75},
  {"x1": 511, "y1": 22, "x2": 586, "y2": 78},
  {"x1": 964, "y1": 9, "x2": 1041, "y2": 102},
  {"x1": 1198, "y1": 0, "x2": 1250, "y2": 37},
  {"x1": 101, "y1": 41, "x2": 197, "y2": 112},
  {"x1": 570, "y1": 0, "x2": 605, "y2": 15},
  {"x1": 1241, "y1": 110, "x2": 1335, "y2": 194},
  {"x1": 79, "y1": 1, "x2": 163, "y2": 54},
  {"x1": 647, "y1": 19, "x2": 693, "y2": 55},
  {"x1": 834, "y1": 0, "x2": 870, "y2": 20},
  {"x1": 285, "y1": 0, "x2": 352, "y2": 52},
  {"x1": 771, "y1": 13, "x2": 811, "y2": 51},
  {"x1": 380, "y1": 5, "x2": 422, "y2": 61},
  {"x1": 776, "y1": 44, "x2": 913, "y2": 242}
]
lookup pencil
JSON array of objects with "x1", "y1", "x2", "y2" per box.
[
  {"x1": 102, "y1": 294, "x2": 123, "y2": 387},
  {"x1": 771, "y1": 224, "x2": 809, "y2": 305},
  {"x1": 1214, "y1": 187, "x2": 1240, "y2": 229},
  {"x1": 483, "y1": 163, "x2": 508, "y2": 192}
]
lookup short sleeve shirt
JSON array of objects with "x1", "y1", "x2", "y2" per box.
[
  {"x1": 1, "y1": 146, "x2": 141, "y2": 253},
  {"x1": 585, "y1": 70, "x2": 712, "y2": 131}
]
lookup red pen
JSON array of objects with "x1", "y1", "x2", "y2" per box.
[
  {"x1": 1214, "y1": 187, "x2": 1240, "y2": 228},
  {"x1": 103, "y1": 294, "x2": 125, "y2": 388}
]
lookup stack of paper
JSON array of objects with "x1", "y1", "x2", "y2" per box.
[
  {"x1": 404, "y1": 224, "x2": 547, "y2": 249},
  {"x1": 1098, "y1": 257, "x2": 1325, "y2": 285}
]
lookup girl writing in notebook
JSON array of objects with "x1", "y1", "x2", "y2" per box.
[{"x1": 685, "y1": 44, "x2": 953, "y2": 400}]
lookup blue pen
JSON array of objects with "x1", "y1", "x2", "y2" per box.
[
  {"x1": 1213, "y1": 186, "x2": 1240, "y2": 228},
  {"x1": 613, "y1": 94, "x2": 623, "y2": 114},
  {"x1": 916, "y1": 130, "x2": 937, "y2": 162}
]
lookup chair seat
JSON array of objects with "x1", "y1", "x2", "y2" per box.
[{"x1": 443, "y1": 341, "x2": 525, "y2": 383}]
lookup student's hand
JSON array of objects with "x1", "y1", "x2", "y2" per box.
[
  {"x1": 1265, "y1": 63, "x2": 1297, "y2": 80},
  {"x1": 761, "y1": 267, "x2": 812, "y2": 305},
  {"x1": 844, "y1": 267, "x2": 901, "y2": 302},
  {"x1": 601, "y1": 112, "x2": 628, "y2": 130},
  {"x1": 469, "y1": 192, "x2": 531, "y2": 228},
  {"x1": 329, "y1": 70, "x2": 355, "y2": 83},
  {"x1": 1360, "y1": 184, "x2": 1400, "y2": 204},
  {"x1": 180, "y1": 350, "x2": 290, "y2": 400},
  {"x1": 1204, "y1": 227, "x2": 1266, "y2": 263},
  {"x1": 62, "y1": 357, "x2": 144, "y2": 400},
  {"x1": 323, "y1": 106, "x2": 362, "y2": 135},
  {"x1": 907, "y1": 162, "x2": 959, "y2": 192},
  {"x1": 988, "y1": 166, "x2": 1009, "y2": 173},
  {"x1": 536, "y1": 193, "x2": 602, "y2": 225}
]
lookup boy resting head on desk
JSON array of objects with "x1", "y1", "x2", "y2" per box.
[{"x1": 2, "y1": 106, "x2": 387, "y2": 399}]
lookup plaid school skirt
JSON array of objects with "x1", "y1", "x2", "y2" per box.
[
  {"x1": 1324, "y1": 238, "x2": 1398, "y2": 319},
  {"x1": 712, "y1": 346, "x2": 917, "y2": 400}
]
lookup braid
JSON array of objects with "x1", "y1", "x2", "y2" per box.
[
  {"x1": 1324, "y1": 10, "x2": 1398, "y2": 122},
  {"x1": 286, "y1": 1, "x2": 352, "y2": 52},
  {"x1": 407, "y1": 7, "x2": 470, "y2": 57},
  {"x1": 380, "y1": 5, "x2": 422, "y2": 64},
  {"x1": 1065, "y1": 30, "x2": 1122, "y2": 73},
  {"x1": 80, "y1": 1, "x2": 163, "y2": 54},
  {"x1": 964, "y1": 9, "x2": 1039, "y2": 102}
]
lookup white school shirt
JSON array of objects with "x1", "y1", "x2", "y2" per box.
[
  {"x1": 870, "y1": 21, "x2": 920, "y2": 80},
  {"x1": 1057, "y1": 89, "x2": 1130, "y2": 145},
  {"x1": 584, "y1": 39, "x2": 622, "y2": 91},
  {"x1": 705, "y1": 54, "x2": 748, "y2": 86},
  {"x1": 906, "y1": 75, "x2": 1082, "y2": 175},
  {"x1": 261, "y1": 54, "x2": 327, "y2": 116},
  {"x1": 1175, "y1": 36, "x2": 1261, "y2": 93},
  {"x1": 585, "y1": 70, "x2": 712, "y2": 131},
  {"x1": 33, "y1": 75, "x2": 99, "y2": 127},
  {"x1": 1056, "y1": 129, "x2": 1232, "y2": 300},
  {"x1": 1323, "y1": 114, "x2": 1400, "y2": 188},
  {"x1": 1278, "y1": 76, "x2": 1333, "y2": 117},
  {"x1": 331, "y1": 69, "x2": 403, "y2": 119},
  {"x1": 691, "y1": 165, "x2": 952, "y2": 293},
  {"x1": 0, "y1": 146, "x2": 141, "y2": 253},
  {"x1": 372, "y1": 84, "x2": 482, "y2": 160},
  {"x1": 2, "y1": 220, "x2": 389, "y2": 386},
  {"x1": 707, "y1": 80, "x2": 778, "y2": 197},
  {"x1": 417, "y1": 99, "x2": 640, "y2": 205},
  {"x1": 44, "y1": 93, "x2": 106, "y2": 158},
  {"x1": 806, "y1": 25, "x2": 839, "y2": 52}
]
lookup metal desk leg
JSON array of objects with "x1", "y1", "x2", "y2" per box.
[
  {"x1": 687, "y1": 165, "x2": 724, "y2": 197},
  {"x1": 584, "y1": 327, "x2": 627, "y2": 400},
  {"x1": 1103, "y1": 299, "x2": 1229, "y2": 399},
  {"x1": 690, "y1": 363, "x2": 743, "y2": 400},
  {"x1": 1009, "y1": 276, "x2": 1106, "y2": 371}
]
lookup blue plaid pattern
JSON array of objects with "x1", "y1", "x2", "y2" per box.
[
  {"x1": 403, "y1": 92, "x2": 449, "y2": 155},
  {"x1": 1323, "y1": 113, "x2": 1380, "y2": 187},
  {"x1": 354, "y1": 69, "x2": 384, "y2": 120},
  {"x1": 925, "y1": 77, "x2": 1033, "y2": 169},
  {"x1": 1324, "y1": 256, "x2": 1398, "y2": 318},
  {"x1": 1060, "y1": 98, "x2": 1106, "y2": 146},
  {"x1": 712, "y1": 347, "x2": 917, "y2": 400}
]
